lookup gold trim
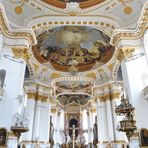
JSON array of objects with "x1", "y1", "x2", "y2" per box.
[
  {"x1": 111, "y1": 2, "x2": 148, "y2": 46},
  {"x1": 27, "y1": 92, "x2": 49, "y2": 102},
  {"x1": 116, "y1": 48, "x2": 135, "y2": 62},
  {"x1": 0, "y1": 4, "x2": 36, "y2": 45},
  {"x1": 12, "y1": 48, "x2": 30, "y2": 61},
  {"x1": 96, "y1": 92, "x2": 121, "y2": 102}
]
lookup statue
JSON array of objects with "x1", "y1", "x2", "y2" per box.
[
  {"x1": 69, "y1": 125, "x2": 79, "y2": 148},
  {"x1": 49, "y1": 122, "x2": 54, "y2": 142},
  {"x1": 117, "y1": 97, "x2": 131, "y2": 109},
  {"x1": 12, "y1": 113, "x2": 29, "y2": 128},
  {"x1": 66, "y1": 134, "x2": 71, "y2": 144},
  {"x1": 93, "y1": 116, "x2": 98, "y2": 145}
]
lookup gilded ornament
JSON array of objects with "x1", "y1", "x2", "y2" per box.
[
  {"x1": 111, "y1": 3, "x2": 148, "y2": 45},
  {"x1": 50, "y1": 73, "x2": 61, "y2": 79},
  {"x1": 0, "y1": 6, "x2": 36, "y2": 45},
  {"x1": 116, "y1": 48, "x2": 135, "y2": 62},
  {"x1": 124, "y1": 6, "x2": 133, "y2": 15},
  {"x1": 15, "y1": 6, "x2": 23, "y2": 14},
  {"x1": 12, "y1": 48, "x2": 30, "y2": 60},
  {"x1": 86, "y1": 73, "x2": 96, "y2": 80}
]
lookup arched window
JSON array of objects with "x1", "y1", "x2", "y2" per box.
[
  {"x1": 0, "y1": 69, "x2": 6, "y2": 88},
  {"x1": 24, "y1": 66, "x2": 30, "y2": 79},
  {"x1": 117, "y1": 66, "x2": 123, "y2": 81}
]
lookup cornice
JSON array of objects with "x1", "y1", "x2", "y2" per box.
[
  {"x1": 0, "y1": 3, "x2": 36, "y2": 46},
  {"x1": 111, "y1": 2, "x2": 148, "y2": 46}
]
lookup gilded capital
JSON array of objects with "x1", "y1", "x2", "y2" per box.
[
  {"x1": 116, "y1": 48, "x2": 135, "y2": 62},
  {"x1": 110, "y1": 92, "x2": 121, "y2": 100},
  {"x1": 12, "y1": 48, "x2": 30, "y2": 60}
]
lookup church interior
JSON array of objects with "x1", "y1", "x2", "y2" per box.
[{"x1": 0, "y1": 0, "x2": 148, "y2": 147}]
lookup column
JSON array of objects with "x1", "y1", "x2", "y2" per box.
[
  {"x1": 0, "y1": 48, "x2": 26, "y2": 128},
  {"x1": 21, "y1": 89, "x2": 36, "y2": 146},
  {"x1": 96, "y1": 97, "x2": 108, "y2": 148},
  {"x1": 111, "y1": 89, "x2": 127, "y2": 147},
  {"x1": 105, "y1": 98, "x2": 114, "y2": 142},
  {"x1": 32, "y1": 99, "x2": 41, "y2": 141},
  {"x1": 57, "y1": 110, "x2": 61, "y2": 144},
  {"x1": 53, "y1": 109, "x2": 61, "y2": 145},
  {"x1": 39, "y1": 98, "x2": 51, "y2": 146},
  {"x1": 87, "y1": 109, "x2": 93, "y2": 147},
  {"x1": 121, "y1": 52, "x2": 148, "y2": 128},
  {"x1": 0, "y1": 34, "x2": 3, "y2": 56}
]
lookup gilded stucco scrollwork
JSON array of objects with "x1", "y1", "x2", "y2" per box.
[
  {"x1": 116, "y1": 48, "x2": 135, "y2": 62},
  {"x1": 0, "y1": 3, "x2": 36, "y2": 45},
  {"x1": 12, "y1": 48, "x2": 30, "y2": 61},
  {"x1": 27, "y1": 92, "x2": 49, "y2": 102},
  {"x1": 95, "y1": 92, "x2": 121, "y2": 102},
  {"x1": 111, "y1": 2, "x2": 148, "y2": 46},
  {"x1": 94, "y1": 81, "x2": 122, "y2": 102}
]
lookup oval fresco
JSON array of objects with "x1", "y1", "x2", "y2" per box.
[
  {"x1": 57, "y1": 94, "x2": 90, "y2": 106},
  {"x1": 33, "y1": 26, "x2": 115, "y2": 72}
]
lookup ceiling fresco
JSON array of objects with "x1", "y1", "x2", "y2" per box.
[
  {"x1": 33, "y1": 26, "x2": 115, "y2": 72},
  {"x1": 56, "y1": 80, "x2": 92, "y2": 90},
  {"x1": 55, "y1": 80, "x2": 92, "y2": 95},
  {"x1": 57, "y1": 94, "x2": 90, "y2": 106},
  {"x1": 41, "y1": 0, "x2": 105, "y2": 9}
]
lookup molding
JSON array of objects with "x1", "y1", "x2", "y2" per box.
[
  {"x1": 95, "y1": 92, "x2": 121, "y2": 102},
  {"x1": 30, "y1": 20, "x2": 116, "y2": 37},
  {"x1": 0, "y1": 3, "x2": 36, "y2": 46},
  {"x1": 27, "y1": 92, "x2": 49, "y2": 102},
  {"x1": 21, "y1": 140, "x2": 50, "y2": 144},
  {"x1": 111, "y1": 1, "x2": 148, "y2": 46}
]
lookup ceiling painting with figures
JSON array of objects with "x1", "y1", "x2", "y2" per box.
[
  {"x1": 57, "y1": 94, "x2": 90, "y2": 106},
  {"x1": 33, "y1": 26, "x2": 115, "y2": 72}
]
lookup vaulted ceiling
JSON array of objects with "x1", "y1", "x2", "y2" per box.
[
  {"x1": 1, "y1": 0, "x2": 146, "y2": 28},
  {"x1": 0, "y1": 0, "x2": 147, "y2": 106}
]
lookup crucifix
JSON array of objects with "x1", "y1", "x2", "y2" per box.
[{"x1": 69, "y1": 125, "x2": 79, "y2": 148}]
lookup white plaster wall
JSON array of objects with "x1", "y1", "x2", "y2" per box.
[
  {"x1": 22, "y1": 99, "x2": 36, "y2": 141},
  {"x1": 39, "y1": 101, "x2": 50, "y2": 142},
  {"x1": 121, "y1": 55, "x2": 148, "y2": 128},
  {"x1": 0, "y1": 46, "x2": 26, "y2": 129},
  {"x1": 0, "y1": 34, "x2": 3, "y2": 56},
  {"x1": 144, "y1": 30, "x2": 148, "y2": 63}
]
